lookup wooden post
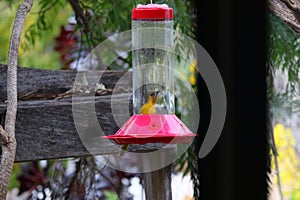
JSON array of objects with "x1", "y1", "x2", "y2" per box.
[
  {"x1": 142, "y1": 146, "x2": 176, "y2": 200},
  {"x1": 143, "y1": 165, "x2": 172, "y2": 200}
]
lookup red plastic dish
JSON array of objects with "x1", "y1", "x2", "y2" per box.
[{"x1": 102, "y1": 114, "x2": 196, "y2": 145}]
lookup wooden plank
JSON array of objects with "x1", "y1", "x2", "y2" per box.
[
  {"x1": 11, "y1": 95, "x2": 124, "y2": 162},
  {"x1": 0, "y1": 64, "x2": 130, "y2": 102},
  {"x1": 0, "y1": 65, "x2": 167, "y2": 162}
]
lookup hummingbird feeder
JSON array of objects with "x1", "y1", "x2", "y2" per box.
[{"x1": 102, "y1": 3, "x2": 196, "y2": 145}]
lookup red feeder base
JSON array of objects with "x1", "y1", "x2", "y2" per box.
[{"x1": 102, "y1": 114, "x2": 196, "y2": 145}]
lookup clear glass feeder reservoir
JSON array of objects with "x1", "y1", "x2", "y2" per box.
[
  {"x1": 102, "y1": 4, "x2": 196, "y2": 146},
  {"x1": 132, "y1": 4, "x2": 174, "y2": 114}
]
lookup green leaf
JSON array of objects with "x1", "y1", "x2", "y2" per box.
[
  {"x1": 8, "y1": 163, "x2": 22, "y2": 190},
  {"x1": 104, "y1": 190, "x2": 118, "y2": 200}
]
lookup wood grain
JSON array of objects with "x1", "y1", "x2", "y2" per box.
[{"x1": 0, "y1": 65, "x2": 167, "y2": 162}]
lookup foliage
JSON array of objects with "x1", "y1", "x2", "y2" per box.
[
  {"x1": 0, "y1": 0, "x2": 72, "y2": 69},
  {"x1": 272, "y1": 124, "x2": 300, "y2": 199},
  {"x1": 64, "y1": 0, "x2": 195, "y2": 43},
  {"x1": 9, "y1": 157, "x2": 135, "y2": 199},
  {"x1": 17, "y1": 0, "x2": 195, "y2": 70},
  {"x1": 268, "y1": 13, "x2": 300, "y2": 105},
  {"x1": 104, "y1": 190, "x2": 119, "y2": 200},
  {"x1": 268, "y1": 13, "x2": 300, "y2": 199},
  {"x1": 8, "y1": 163, "x2": 21, "y2": 190},
  {"x1": 174, "y1": 59, "x2": 199, "y2": 198},
  {"x1": 175, "y1": 142, "x2": 200, "y2": 198}
]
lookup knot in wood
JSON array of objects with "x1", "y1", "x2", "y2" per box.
[
  {"x1": 0, "y1": 126, "x2": 9, "y2": 145},
  {"x1": 1, "y1": 135, "x2": 16, "y2": 146},
  {"x1": 21, "y1": 1, "x2": 33, "y2": 12}
]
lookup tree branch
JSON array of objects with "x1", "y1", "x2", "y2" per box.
[
  {"x1": 269, "y1": 0, "x2": 300, "y2": 34},
  {"x1": 0, "y1": 0, "x2": 33, "y2": 198},
  {"x1": 67, "y1": 0, "x2": 90, "y2": 34},
  {"x1": 282, "y1": 0, "x2": 300, "y2": 13},
  {"x1": 0, "y1": 125, "x2": 8, "y2": 145}
]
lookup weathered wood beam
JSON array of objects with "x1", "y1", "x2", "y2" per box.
[
  {"x1": 0, "y1": 64, "x2": 129, "y2": 102},
  {"x1": 0, "y1": 65, "x2": 166, "y2": 162}
]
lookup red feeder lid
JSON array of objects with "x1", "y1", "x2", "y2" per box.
[
  {"x1": 102, "y1": 114, "x2": 196, "y2": 145},
  {"x1": 132, "y1": 4, "x2": 173, "y2": 20}
]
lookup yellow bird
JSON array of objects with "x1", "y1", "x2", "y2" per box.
[
  {"x1": 119, "y1": 91, "x2": 160, "y2": 156},
  {"x1": 139, "y1": 90, "x2": 160, "y2": 114}
]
